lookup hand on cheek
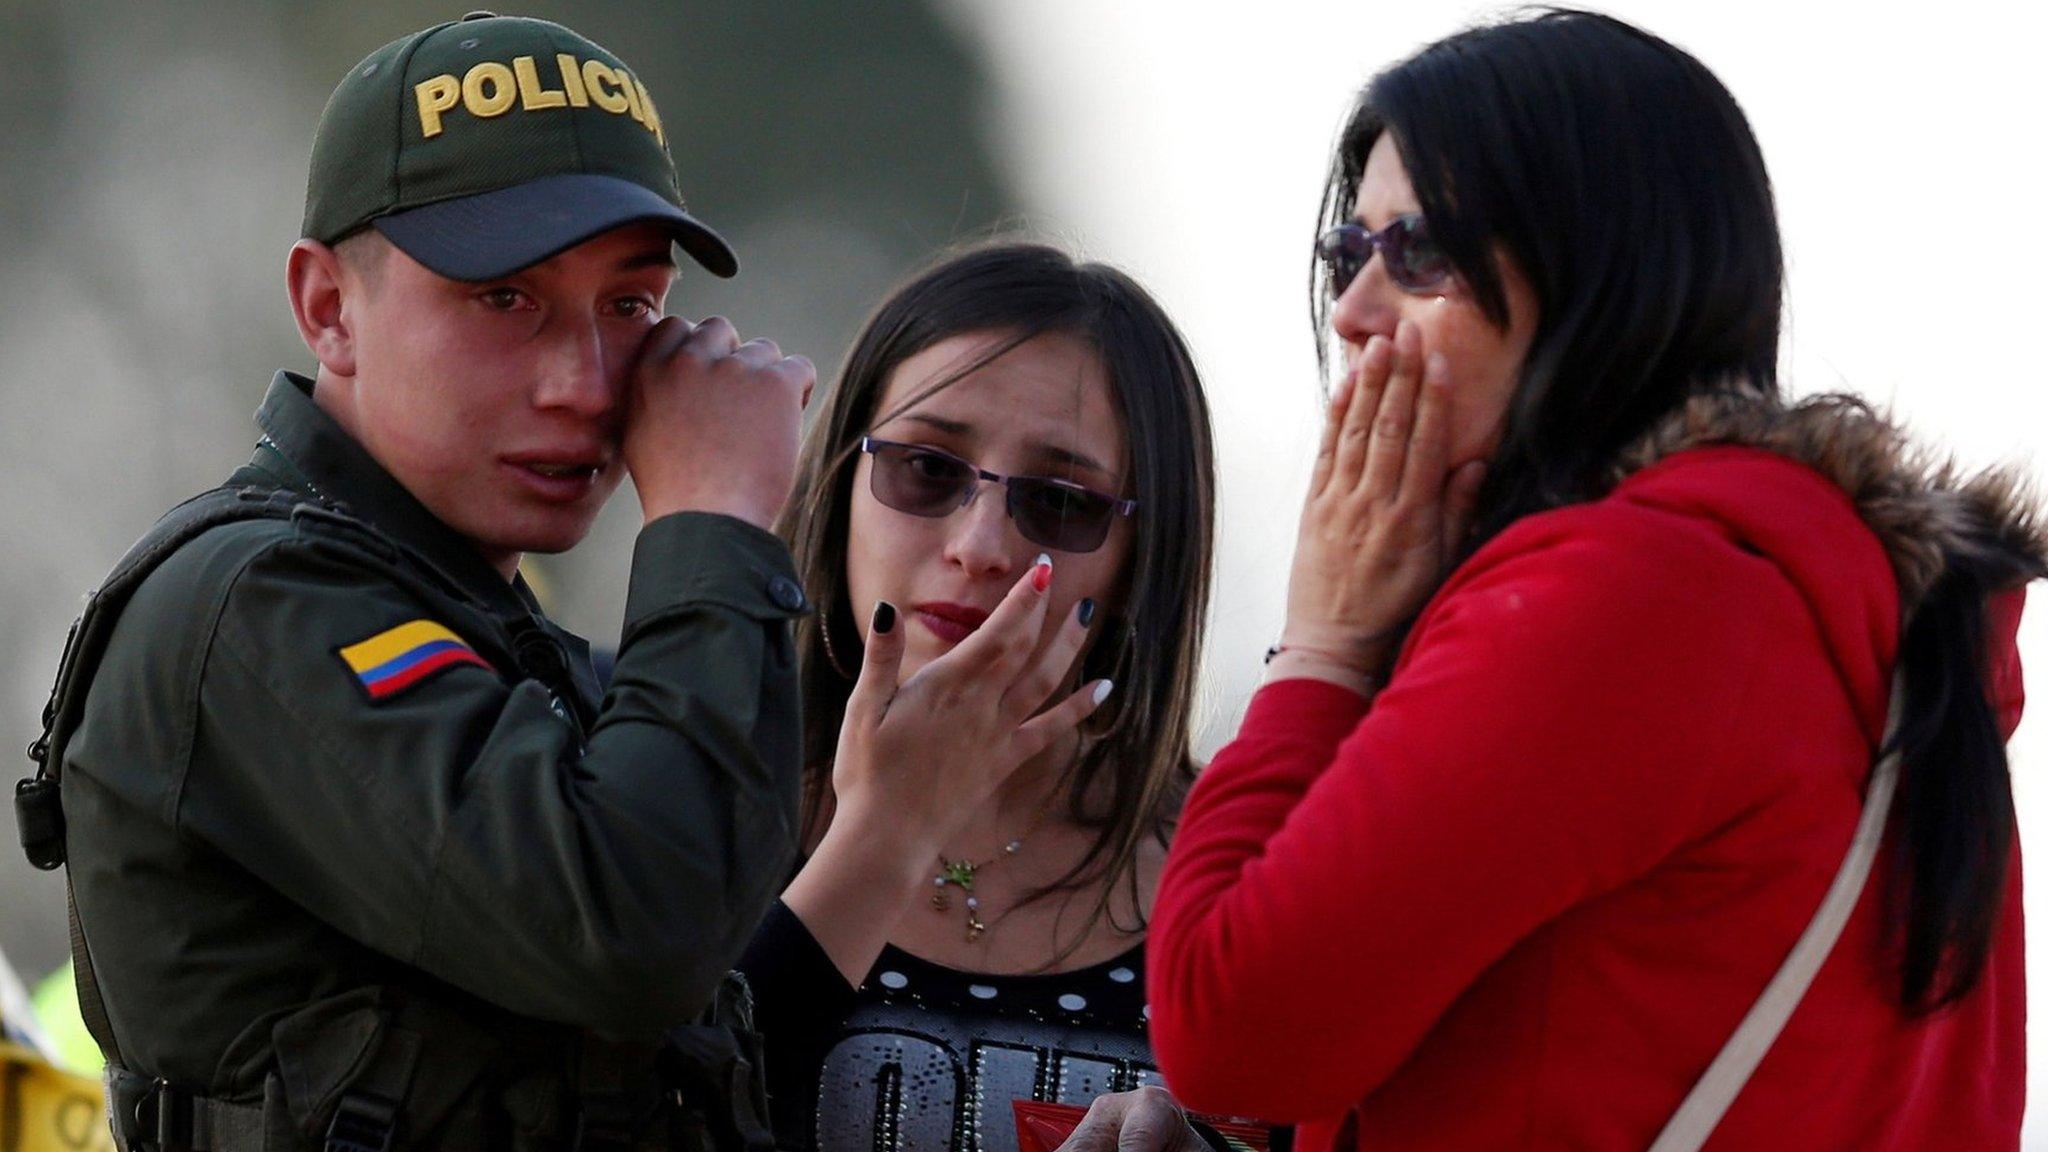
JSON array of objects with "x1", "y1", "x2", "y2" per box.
[{"x1": 1279, "y1": 317, "x2": 1486, "y2": 687}]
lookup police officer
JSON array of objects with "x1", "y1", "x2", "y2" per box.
[{"x1": 22, "y1": 13, "x2": 814, "y2": 1150}]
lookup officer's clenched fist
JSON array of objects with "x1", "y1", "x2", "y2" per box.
[{"x1": 625, "y1": 315, "x2": 814, "y2": 531}]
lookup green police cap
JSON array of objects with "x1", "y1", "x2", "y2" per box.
[{"x1": 302, "y1": 11, "x2": 737, "y2": 282}]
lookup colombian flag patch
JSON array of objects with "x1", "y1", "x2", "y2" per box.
[{"x1": 336, "y1": 619, "x2": 492, "y2": 701}]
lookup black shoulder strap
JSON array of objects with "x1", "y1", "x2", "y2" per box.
[
  {"x1": 19, "y1": 485, "x2": 316, "y2": 822},
  {"x1": 13, "y1": 483, "x2": 331, "y2": 1070}
]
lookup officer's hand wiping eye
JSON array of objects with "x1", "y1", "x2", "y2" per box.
[{"x1": 624, "y1": 315, "x2": 814, "y2": 532}]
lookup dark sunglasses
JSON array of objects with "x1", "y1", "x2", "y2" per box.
[
  {"x1": 858, "y1": 436, "x2": 1137, "y2": 553},
  {"x1": 1316, "y1": 213, "x2": 1453, "y2": 296}
]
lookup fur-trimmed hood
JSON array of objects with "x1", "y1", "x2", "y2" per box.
[{"x1": 1610, "y1": 390, "x2": 2048, "y2": 621}]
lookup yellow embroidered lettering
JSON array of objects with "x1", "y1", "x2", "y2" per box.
[
  {"x1": 582, "y1": 60, "x2": 630, "y2": 113},
  {"x1": 557, "y1": 53, "x2": 590, "y2": 107},
  {"x1": 633, "y1": 75, "x2": 666, "y2": 147},
  {"x1": 619, "y1": 68, "x2": 648, "y2": 128},
  {"x1": 514, "y1": 55, "x2": 567, "y2": 110},
  {"x1": 462, "y1": 61, "x2": 517, "y2": 118},
  {"x1": 415, "y1": 74, "x2": 461, "y2": 138}
]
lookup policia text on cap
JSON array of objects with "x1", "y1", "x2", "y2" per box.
[
  {"x1": 412, "y1": 53, "x2": 666, "y2": 142},
  {"x1": 15, "y1": 13, "x2": 815, "y2": 1152}
]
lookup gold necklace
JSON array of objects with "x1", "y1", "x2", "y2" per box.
[
  {"x1": 930, "y1": 841, "x2": 1022, "y2": 942},
  {"x1": 930, "y1": 743, "x2": 1078, "y2": 942},
  {"x1": 931, "y1": 806, "x2": 1055, "y2": 942}
]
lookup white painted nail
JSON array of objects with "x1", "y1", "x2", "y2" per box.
[{"x1": 1092, "y1": 680, "x2": 1115, "y2": 706}]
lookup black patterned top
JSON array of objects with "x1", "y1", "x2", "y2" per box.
[{"x1": 739, "y1": 901, "x2": 1161, "y2": 1152}]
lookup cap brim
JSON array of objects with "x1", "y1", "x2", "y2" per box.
[{"x1": 372, "y1": 173, "x2": 738, "y2": 282}]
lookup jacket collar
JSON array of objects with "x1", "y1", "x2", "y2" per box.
[
  {"x1": 1610, "y1": 388, "x2": 2047, "y2": 616},
  {"x1": 246, "y1": 370, "x2": 539, "y2": 619}
]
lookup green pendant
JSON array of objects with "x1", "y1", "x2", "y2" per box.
[
  {"x1": 941, "y1": 860, "x2": 977, "y2": 890},
  {"x1": 932, "y1": 858, "x2": 978, "y2": 912}
]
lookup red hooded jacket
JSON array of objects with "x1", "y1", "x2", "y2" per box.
[{"x1": 1151, "y1": 408, "x2": 2037, "y2": 1150}]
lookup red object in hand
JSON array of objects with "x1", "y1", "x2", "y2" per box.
[
  {"x1": 1011, "y1": 1099, "x2": 1273, "y2": 1152},
  {"x1": 1013, "y1": 1101, "x2": 1085, "y2": 1152}
]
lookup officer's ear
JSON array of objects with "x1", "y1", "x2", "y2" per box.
[{"x1": 287, "y1": 237, "x2": 363, "y2": 378}]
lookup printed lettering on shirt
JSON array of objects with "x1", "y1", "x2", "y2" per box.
[{"x1": 813, "y1": 1014, "x2": 1162, "y2": 1152}]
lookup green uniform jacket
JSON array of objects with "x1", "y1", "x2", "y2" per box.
[{"x1": 59, "y1": 371, "x2": 806, "y2": 1096}]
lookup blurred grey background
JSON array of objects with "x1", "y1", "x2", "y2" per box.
[{"x1": 0, "y1": 0, "x2": 1021, "y2": 981}]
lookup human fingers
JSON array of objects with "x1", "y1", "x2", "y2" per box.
[
  {"x1": 1308, "y1": 360, "x2": 1364, "y2": 495},
  {"x1": 842, "y1": 601, "x2": 904, "y2": 730},
  {"x1": 1012, "y1": 677, "x2": 1114, "y2": 763},
  {"x1": 1357, "y1": 318, "x2": 1423, "y2": 498},
  {"x1": 1328, "y1": 335, "x2": 1393, "y2": 492},
  {"x1": 1055, "y1": 1091, "x2": 1133, "y2": 1152},
  {"x1": 629, "y1": 315, "x2": 697, "y2": 375},
  {"x1": 728, "y1": 336, "x2": 784, "y2": 370},
  {"x1": 1005, "y1": 595, "x2": 1100, "y2": 721},
  {"x1": 785, "y1": 354, "x2": 817, "y2": 407},
  {"x1": 931, "y1": 554, "x2": 1054, "y2": 680},
  {"x1": 1395, "y1": 348, "x2": 1454, "y2": 509},
  {"x1": 1114, "y1": 1088, "x2": 1198, "y2": 1152},
  {"x1": 624, "y1": 318, "x2": 698, "y2": 438},
  {"x1": 683, "y1": 314, "x2": 741, "y2": 357},
  {"x1": 755, "y1": 352, "x2": 816, "y2": 405}
]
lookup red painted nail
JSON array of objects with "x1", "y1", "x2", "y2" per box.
[{"x1": 1030, "y1": 554, "x2": 1052, "y2": 593}]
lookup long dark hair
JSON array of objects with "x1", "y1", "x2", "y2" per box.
[
  {"x1": 1317, "y1": 8, "x2": 2027, "y2": 1011},
  {"x1": 777, "y1": 240, "x2": 1216, "y2": 943}
]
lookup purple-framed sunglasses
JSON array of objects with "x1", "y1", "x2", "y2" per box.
[
  {"x1": 858, "y1": 436, "x2": 1137, "y2": 553},
  {"x1": 1316, "y1": 212, "x2": 1453, "y2": 296}
]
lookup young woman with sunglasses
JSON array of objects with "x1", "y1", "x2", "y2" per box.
[
  {"x1": 1144, "y1": 10, "x2": 2042, "y2": 1151},
  {"x1": 736, "y1": 242, "x2": 1227, "y2": 1152}
]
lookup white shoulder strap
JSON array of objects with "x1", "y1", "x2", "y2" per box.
[{"x1": 1648, "y1": 671, "x2": 1907, "y2": 1152}]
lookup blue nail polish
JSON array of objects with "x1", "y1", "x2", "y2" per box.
[
  {"x1": 1078, "y1": 598, "x2": 1097, "y2": 627},
  {"x1": 872, "y1": 602, "x2": 896, "y2": 635}
]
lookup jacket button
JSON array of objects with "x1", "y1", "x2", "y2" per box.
[{"x1": 767, "y1": 576, "x2": 808, "y2": 613}]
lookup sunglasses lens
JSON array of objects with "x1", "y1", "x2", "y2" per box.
[
  {"x1": 1317, "y1": 226, "x2": 1370, "y2": 297},
  {"x1": 870, "y1": 444, "x2": 972, "y2": 516},
  {"x1": 1385, "y1": 215, "x2": 1451, "y2": 291},
  {"x1": 1009, "y1": 480, "x2": 1116, "y2": 552}
]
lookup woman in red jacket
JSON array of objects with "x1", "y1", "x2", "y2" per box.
[{"x1": 1147, "y1": 10, "x2": 2045, "y2": 1150}]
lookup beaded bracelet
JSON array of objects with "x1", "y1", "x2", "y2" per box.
[
  {"x1": 1262, "y1": 644, "x2": 1383, "y2": 696},
  {"x1": 1263, "y1": 642, "x2": 1360, "y2": 665}
]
